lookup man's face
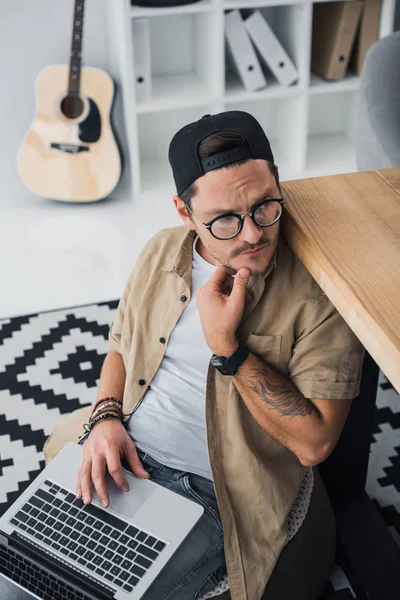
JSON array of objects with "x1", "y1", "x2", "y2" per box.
[{"x1": 174, "y1": 159, "x2": 281, "y2": 278}]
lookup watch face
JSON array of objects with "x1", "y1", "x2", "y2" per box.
[
  {"x1": 210, "y1": 355, "x2": 223, "y2": 368},
  {"x1": 210, "y1": 355, "x2": 232, "y2": 375}
]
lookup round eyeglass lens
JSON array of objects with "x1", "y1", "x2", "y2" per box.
[
  {"x1": 211, "y1": 215, "x2": 242, "y2": 239},
  {"x1": 254, "y1": 200, "x2": 282, "y2": 226}
]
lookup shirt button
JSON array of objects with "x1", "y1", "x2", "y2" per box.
[
  {"x1": 138, "y1": 379, "x2": 146, "y2": 386},
  {"x1": 180, "y1": 295, "x2": 187, "y2": 302},
  {"x1": 159, "y1": 337, "x2": 166, "y2": 344}
]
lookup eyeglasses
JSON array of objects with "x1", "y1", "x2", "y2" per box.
[{"x1": 186, "y1": 197, "x2": 285, "y2": 240}]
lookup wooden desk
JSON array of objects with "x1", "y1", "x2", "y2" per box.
[
  {"x1": 282, "y1": 168, "x2": 400, "y2": 393},
  {"x1": 281, "y1": 168, "x2": 400, "y2": 600}
]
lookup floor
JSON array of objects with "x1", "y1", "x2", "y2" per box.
[{"x1": 0, "y1": 171, "x2": 180, "y2": 320}]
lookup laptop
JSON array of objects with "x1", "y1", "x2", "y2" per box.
[{"x1": 0, "y1": 442, "x2": 204, "y2": 599}]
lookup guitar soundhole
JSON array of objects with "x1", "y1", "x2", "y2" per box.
[{"x1": 61, "y1": 95, "x2": 84, "y2": 119}]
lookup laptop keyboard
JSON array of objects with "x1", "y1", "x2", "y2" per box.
[
  {"x1": 9, "y1": 479, "x2": 167, "y2": 594},
  {"x1": 0, "y1": 544, "x2": 91, "y2": 600}
]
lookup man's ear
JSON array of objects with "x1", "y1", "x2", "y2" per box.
[{"x1": 173, "y1": 195, "x2": 196, "y2": 231}]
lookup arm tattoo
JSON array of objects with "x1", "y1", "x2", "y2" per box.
[{"x1": 247, "y1": 363, "x2": 322, "y2": 418}]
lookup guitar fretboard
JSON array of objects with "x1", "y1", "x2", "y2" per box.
[{"x1": 68, "y1": 0, "x2": 85, "y2": 96}]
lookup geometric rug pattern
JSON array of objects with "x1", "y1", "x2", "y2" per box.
[{"x1": 1, "y1": 300, "x2": 399, "y2": 599}]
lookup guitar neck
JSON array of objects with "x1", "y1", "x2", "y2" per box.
[{"x1": 68, "y1": 0, "x2": 85, "y2": 97}]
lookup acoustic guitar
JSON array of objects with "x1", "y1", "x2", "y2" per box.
[{"x1": 18, "y1": 0, "x2": 121, "y2": 203}]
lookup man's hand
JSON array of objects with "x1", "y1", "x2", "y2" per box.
[
  {"x1": 196, "y1": 266, "x2": 252, "y2": 356},
  {"x1": 76, "y1": 419, "x2": 150, "y2": 508}
]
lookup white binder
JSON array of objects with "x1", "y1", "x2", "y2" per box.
[
  {"x1": 225, "y1": 10, "x2": 267, "y2": 93},
  {"x1": 132, "y1": 18, "x2": 152, "y2": 103},
  {"x1": 244, "y1": 10, "x2": 299, "y2": 87}
]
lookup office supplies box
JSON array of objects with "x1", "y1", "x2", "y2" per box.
[
  {"x1": 311, "y1": 1, "x2": 364, "y2": 80},
  {"x1": 225, "y1": 10, "x2": 267, "y2": 93},
  {"x1": 351, "y1": 0, "x2": 382, "y2": 76},
  {"x1": 132, "y1": 18, "x2": 152, "y2": 102},
  {"x1": 244, "y1": 10, "x2": 299, "y2": 87}
]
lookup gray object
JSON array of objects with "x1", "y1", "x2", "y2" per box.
[
  {"x1": 0, "y1": 442, "x2": 203, "y2": 599},
  {"x1": 356, "y1": 31, "x2": 400, "y2": 171}
]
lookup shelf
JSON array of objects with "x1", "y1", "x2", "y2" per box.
[
  {"x1": 133, "y1": 10, "x2": 220, "y2": 114},
  {"x1": 137, "y1": 104, "x2": 217, "y2": 193},
  {"x1": 130, "y1": 0, "x2": 215, "y2": 18},
  {"x1": 223, "y1": 0, "x2": 309, "y2": 8},
  {"x1": 305, "y1": 90, "x2": 358, "y2": 177},
  {"x1": 105, "y1": 0, "x2": 396, "y2": 200},
  {"x1": 225, "y1": 75, "x2": 302, "y2": 102},
  {"x1": 140, "y1": 160, "x2": 176, "y2": 194},
  {"x1": 304, "y1": 134, "x2": 357, "y2": 178},
  {"x1": 309, "y1": 73, "x2": 360, "y2": 95},
  {"x1": 223, "y1": 95, "x2": 305, "y2": 176},
  {"x1": 224, "y1": 2, "x2": 307, "y2": 102},
  {"x1": 136, "y1": 73, "x2": 217, "y2": 113}
]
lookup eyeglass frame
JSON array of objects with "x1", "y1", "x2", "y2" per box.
[{"x1": 185, "y1": 196, "x2": 285, "y2": 240}]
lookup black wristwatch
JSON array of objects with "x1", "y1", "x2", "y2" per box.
[{"x1": 210, "y1": 341, "x2": 249, "y2": 376}]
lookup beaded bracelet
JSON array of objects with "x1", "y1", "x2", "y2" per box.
[
  {"x1": 90, "y1": 401, "x2": 122, "y2": 421},
  {"x1": 93, "y1": 396, "x2": 122, "y2": 412}
]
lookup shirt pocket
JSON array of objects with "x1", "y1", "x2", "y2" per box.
[{"x1": 245, "y1": 333, "x2": 282, "y2": 371}]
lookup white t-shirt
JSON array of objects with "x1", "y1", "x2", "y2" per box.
[{"x1": 127, "y1": 236, "x2": 217, "y2": 480}]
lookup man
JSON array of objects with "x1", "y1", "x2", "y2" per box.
[{"x1": 44, "y1": 111, "x2": 365, "y2": 600}]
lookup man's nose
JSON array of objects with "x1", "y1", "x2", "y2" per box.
[{"x1": 238, "y1": 215, "x2": 264, "y2": 245}]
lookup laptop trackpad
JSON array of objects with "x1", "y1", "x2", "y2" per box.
[{"x1": 92, "y1": 473, "x2": 154, "y2": 518}]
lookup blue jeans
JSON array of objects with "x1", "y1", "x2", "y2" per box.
[{"x1": 135, "y1": 449, "x2": 227, "y2": 600}]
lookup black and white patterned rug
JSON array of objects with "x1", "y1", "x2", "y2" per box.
[{"x1": 0, "y1": 301, "x2": 399, "y2": 599}]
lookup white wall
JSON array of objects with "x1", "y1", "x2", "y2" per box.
[{"x1": 0, "y1": 0, "x2": 126, "y2": 185}]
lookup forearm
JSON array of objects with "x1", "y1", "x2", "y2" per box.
[
  {"x1": 232, "y1": 351, "x2": 327, "y2": 466},
  {"x1": 95, "y1": 348, "x2": 126, "y2": 406}
]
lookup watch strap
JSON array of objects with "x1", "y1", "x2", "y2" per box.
[{"x1": 211, "y1": 341, "x2": 249, "y2": 375}]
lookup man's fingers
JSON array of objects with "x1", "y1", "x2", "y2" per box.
[
  {"x1": 231, "y1": 268, "x2": 251, "y2": 303},
  {"x1": 207, "y1": 266, "x2": 232, "y2": 293},
  {"x1": 106, "y1": 450, "x2": 130, "y2": 491},
  {"x1": 220, "y1": 276, "x2": 252, "y2": 302},
  {"x1": 91, "y1": 455, "x2": 109, "y2": 508},
  {"x1": 124, "y1": 440, "x2": 150, "y2": 479},
  {"x1": 78, "y1": 458, "x2": 93, "y2": 505}
]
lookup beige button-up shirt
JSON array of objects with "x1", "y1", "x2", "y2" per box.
[
  {"x1": 44, "y1": 224, "x2": 365, "y2": 600},
  {"x1": 107, "y1": 226, "x2": 364, "y2": 600}
]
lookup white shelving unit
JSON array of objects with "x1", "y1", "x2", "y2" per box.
[{"x1": 106, "y1": 0, "x2": 397, "y2": 199}]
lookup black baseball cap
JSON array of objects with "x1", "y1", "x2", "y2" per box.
[{"x1": 168, "y1": 110, "x2": 275, "y2": 196}]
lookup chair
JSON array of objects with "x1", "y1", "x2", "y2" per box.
[{"x1": 355, "y1": 31, "x2": 400, "y2": 171}]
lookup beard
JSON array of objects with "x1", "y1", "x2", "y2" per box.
[{"x1": 196, "y1": 227, "x2": 280, "y2": 281}]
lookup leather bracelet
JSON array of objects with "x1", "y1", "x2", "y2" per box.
[
  {"x1": 82, "y1": 413, "x2": 121, "y2": 437},
  {"x1": 90, "y1": 406, "x2": 121, "y2": 421},
  {"x1": 90, "y1": 401, "x2": 122, "y2": 421},
  {"x1": 86, "y1": 412, "x2": 122, "y2": 434},
  {"x1": 90, "y1": 408, "x2": 122, "y2": 424},
  {"x1": 93, "y1": 396, "x2": 122, "y2": 411}
]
